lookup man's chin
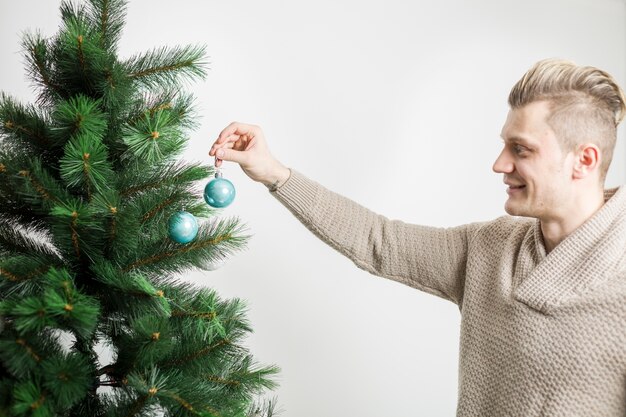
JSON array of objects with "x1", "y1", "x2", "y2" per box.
[{"x1": 504, "y1": 202, "x2": 531, "y2": 218}]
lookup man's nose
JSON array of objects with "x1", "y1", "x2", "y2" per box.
[{"x1": 492, "y1": 149, "x2": 514, "y2": 174}]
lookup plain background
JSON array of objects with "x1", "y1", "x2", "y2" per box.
[{"x1": 1, "y1": 0, "x2": 626, "y2": 415}]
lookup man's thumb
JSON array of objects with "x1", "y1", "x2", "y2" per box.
[{"x1": 217, "y1": 148, "x2": 247, "y2": 164}]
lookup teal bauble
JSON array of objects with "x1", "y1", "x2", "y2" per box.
[
  {"x1": 204, "y1": 174, "x2": 236, "y2": 208},
  {"x1": 168, "y1": 211, "x2": 198, "y2": 244}
]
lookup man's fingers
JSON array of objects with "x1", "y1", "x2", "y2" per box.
[
  {"x1": 217, "y1": 122, "x2": 256, "y2": 143},
  {"x1": 210, "y1": 135, "x2": 239, "y2": 156},
  {"x1": 215, "y1": 123, "x2": 239, "y2": 143},
  {"x1": 216, "y1": 148, "x2": 249, "y2": 165},
  {"x1": 210, "y1": 122, "x2": 259, "y2": 160}
]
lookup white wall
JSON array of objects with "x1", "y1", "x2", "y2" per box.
[{"x1": 1, "y1": 0, "x2": 625, "y2": 416}]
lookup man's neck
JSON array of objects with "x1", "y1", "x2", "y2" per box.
[{"x1": 540, "y1": 189, "x2": 605, "y2": 253}]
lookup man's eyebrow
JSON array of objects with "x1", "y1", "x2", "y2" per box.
[{"x1": 500, "y1": 134, "x2": 534, "y2": 145}]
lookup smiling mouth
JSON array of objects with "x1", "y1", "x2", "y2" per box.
[{"x1": 506, "y1": 184, "x2": 526, "y2": 195}]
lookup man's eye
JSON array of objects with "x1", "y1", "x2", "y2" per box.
[{"x1": 513, "y1": 145, "x2": 527, "y2": 154}]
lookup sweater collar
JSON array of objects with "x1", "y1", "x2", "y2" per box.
[{"x1": 513, "y1": 186, "x2": 626, "y2": 314}]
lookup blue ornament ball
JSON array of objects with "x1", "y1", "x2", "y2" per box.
[
  {"x1": 168, "y1": 211, "x2": 198, "y2": 244},
  {"x1": 204, "y1": 177, "x2": 236, "y2": 208}
]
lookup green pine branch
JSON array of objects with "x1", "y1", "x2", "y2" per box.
[
  {"x1": 90, "y1": 261, "x2": 171, "y2": 318},
  {"x1": 90, "y1": 190, "x2": 144, "y2": 260},
  {"x1": 0, "y1": 254, "x2": 56, "y2": 292},
  {"x1": 52, "y1": 95, "x2": 107, "y2": 144},
  {"x1": 0, "y1": 148, "x2": 45, "y2": 220},
  {"x1": 86, "y1": 0, "x2": 128, "y2": 52},
  {"x1": 138, "y1": 187, "x2": 206, "y2": 227},
  {"x1": 48, "y1": 197, "x2": 107, "y2": 263},
  {"x1": 126, "y1": 91, "x2": 198, "y2": 131},
  {"x1": 0, "y1": 94, "x2": 56, "y2": 150},
  {"x1": 203, "y1": 356, "x2": 280, "y2": 397},
  {"x1": 10, "y1": 380, "x2": 53, "y2": 416},
  {"x1": 41, "y1": 352, "x2": 92, "y2": 410},
  {"x1": 12, "y1": 158, "x2": 72, "y2": 215},
  {"x1": 125, "y1": 45, "x2": 208, "y2": 88},
  {"x1": 97, "y1": 59, "x2": 133, "y2": 115},
  {"x1": 22, "y1": 32, "x2": 65, "y2": 105},
  {"x1": 247, "y1": 398, "x2": 281, "y2": 417},
  {"x1": 119, "y1": 161, "x2": 212, "y2": 198},
  {"x1": 122, "y1": 107, "x2": 187, "y2": 163},
  {"x1": 0, "y1": 328, "x2": 65, "y2": 379},
  {"x1": 1, "y1": 267, "x2": 100, "y2": 341},
  {"x1": 60, "y1": 133, "x2": 115, "y2": 198},
  {"x1": 54, "y1": 8, "x2": 108, "y2": 100},
  {"x1": 60, "y1": 0, "x2": 86, "y2": 24},
  {"x1": 122, "y1": 217, "x2": 248, "y2": 275}
]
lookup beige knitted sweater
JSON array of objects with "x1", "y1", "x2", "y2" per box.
[{"x1": 270, "y1": 169, "x2": 626, "y2": 416}]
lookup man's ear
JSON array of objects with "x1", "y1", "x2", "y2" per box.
[{"x1": 572, "y1": 143, "x2": 600, "y2": 179}]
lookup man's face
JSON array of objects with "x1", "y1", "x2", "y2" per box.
[{"x1": 493, "y1": 100, "x2": 576, "y2": 220}]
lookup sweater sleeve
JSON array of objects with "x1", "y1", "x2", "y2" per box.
[{"x1": 270, "y1": 169, "x2": 479, "y2": 305}]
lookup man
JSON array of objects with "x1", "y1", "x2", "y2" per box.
[{"x1": 209, "y1": 59, "x2": 626, "y2": 415}]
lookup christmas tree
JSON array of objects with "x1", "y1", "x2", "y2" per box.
[{"x1": 0, "y1": 0, "x2": 279, "y2": 415}]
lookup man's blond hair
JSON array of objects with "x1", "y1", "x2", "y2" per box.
[{"x1": 509, "y1": 58, "x2": 626, "y2": 181}]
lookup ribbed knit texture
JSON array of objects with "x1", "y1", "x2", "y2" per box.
[{"x1": 271, "y1": 169, "x2": 626, "y2": 416}]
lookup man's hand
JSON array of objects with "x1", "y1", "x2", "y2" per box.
[{"x1": 209, "y1": 122, "x2": 290, "y2": 188}]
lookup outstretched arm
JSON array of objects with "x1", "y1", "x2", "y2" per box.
[{"x1": 270, "y1": 169, "x2": 475, "y2": 304}]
